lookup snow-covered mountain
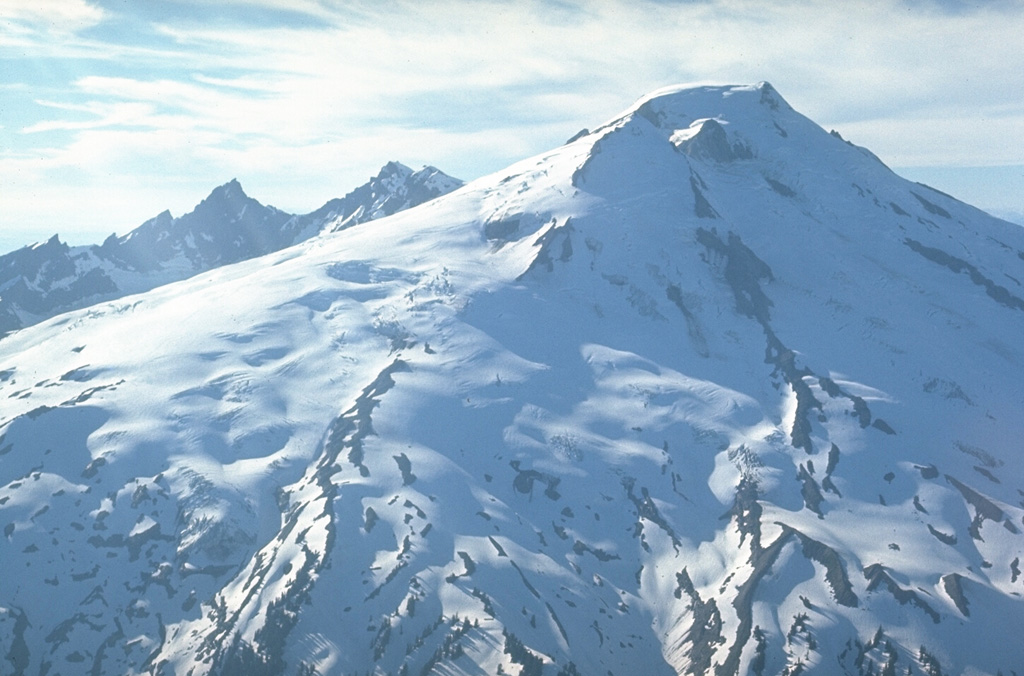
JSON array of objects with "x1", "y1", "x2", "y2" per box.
[
  {"x1": 0, "y1": 162, "x2": 462, "y2": 334},
  {"x1": 1, "y1": 83, "x2": 1023, "y2": 676}
]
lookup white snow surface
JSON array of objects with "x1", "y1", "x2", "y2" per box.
[{"x1": 1, "y1": 82, "x2": 1023, "y2": 676}]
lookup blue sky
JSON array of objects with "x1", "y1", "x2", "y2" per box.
[{"x1": 2, "y1": 0, "x2": 1023, "y2": 251}]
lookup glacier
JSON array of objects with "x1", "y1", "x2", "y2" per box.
[{"x1": 0, "y1": 82, "x2": 1022, "y2": 675}]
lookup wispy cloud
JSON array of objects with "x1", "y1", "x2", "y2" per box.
[
  {"x1": 22, "y1": 100, "x2": 157, "y2": 134},
  {"x1": 0, "y1": 0, "x2": 105, "y2": 34}
]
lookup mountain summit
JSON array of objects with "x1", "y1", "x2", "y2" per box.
[{"x1": 1, "y1": 83, "x2": 1022, "y2": 675}]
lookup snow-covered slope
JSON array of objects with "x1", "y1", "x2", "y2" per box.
[
  {"x1": 0, "y1": 162, "x2": 462, "y2": 334},
  {"x1": 1, "y1": 83, "x2": 1022, "y2": 676}
]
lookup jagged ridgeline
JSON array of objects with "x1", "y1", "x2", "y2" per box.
[
  {"x1": 0, "y1": 162, "x2": 462, "y2": 335},
  {"x1": 1, "y1": 83, "x2": 1023, "y2": 675}
]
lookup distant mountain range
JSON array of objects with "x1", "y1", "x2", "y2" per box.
[
  {"x1": 986, "y1": 207, "x2": 1024, "y2": 227},
  {"x1": 0, "y1": 162, "x2": 462, "y2": 334}
]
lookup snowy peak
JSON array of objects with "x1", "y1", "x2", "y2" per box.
[
  {"x1": 285, "y1": 161, "x2": 464, "y2": 235},
  {"x1": 100, "y1": 180, "x2": 290, "y2": 274},
  {"x1": 628, "y1": 82, "x2": 791, "y2": 131},
  {"x1": 0, "y1": 234, "x2": 68, "y2": 276},
  {"x1": 212, "y1": 176, "x2": 244, "y2": 197},
  {"x1": 189, "y1": 178, "x2": 253, "y2": 220},
  {"x1": 570, "y1": 81, "x2": 956, "y2": 239},
  {"x1": 187, "y1": 178, "x2": 272, "y2": 226},
  {"x1": 363, "y1": 161, "x2": 464, "y2": 218},
  {"x1": 376, "y1": 160, "x2": 414, "y2": 181}
]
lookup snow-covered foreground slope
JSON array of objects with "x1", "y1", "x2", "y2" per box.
[{"x1": 1, "y1": 83, "x2": 1023, "y2": 676}]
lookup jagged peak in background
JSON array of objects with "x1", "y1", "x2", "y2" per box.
[{"x1": 0, "y1": 163, "x2": 463, "y2": 335}]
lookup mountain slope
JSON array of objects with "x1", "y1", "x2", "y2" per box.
[
  {"x1": 1, "y1": 83, "x2": 1023, "y2": 676},
  {"x1": 0, "y1": 163, "x2": 462, "y2": 334}
]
